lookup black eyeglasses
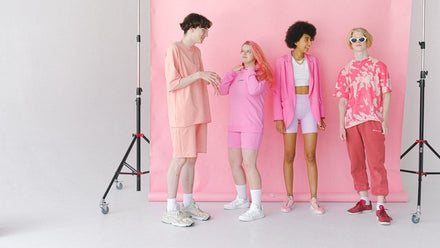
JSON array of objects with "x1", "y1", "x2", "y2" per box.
[{"x1": 350, "y1": 36, "x2": 367, "y2": 43}]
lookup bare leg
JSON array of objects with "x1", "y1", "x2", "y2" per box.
[
  {"x1": 303, "y1": 133, "x2": 318, "y2": 198},
  {"x1": 228, "y1": 148, "x2": 246, "y2": 185},
  {"x1": 242, "y1": 149, "x2": 260, "y2": 189},
  {"x1": 181, "y1": 157, "x2": 197, "y2": 194},
  {"x1": 167, "y1": 157, "x2": 187, "y2": 198},
  {"x1": 283, "y1": 133, "x2": 297, "y2": 196}
]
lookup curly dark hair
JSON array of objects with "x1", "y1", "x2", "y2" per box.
[
  {"x1": 180, "y1": 13, "x2": 212, "y2": 34},
  {"x1": 285, "y1": 21, "x2": 316, "y2": 49}
]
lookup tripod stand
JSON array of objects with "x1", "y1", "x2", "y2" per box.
[
  {"x1": 100, "y1": 0, "x2": 150, "y2": 215},
  {"x1": 400, "y1": 0, "x2": 440, "y2": 224}
]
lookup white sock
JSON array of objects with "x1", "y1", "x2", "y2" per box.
[
  {"x1": 376, "y1": 202, "x2": 384, "y2": 210},
  {"x1": 183, "y1": 193, "x2": 193, "y2": 207},
  {"x1": 250, "y1": 189, "x2": 262, "y2": 207},
  {"x1": 361, "y1": 196, "x2": 370, "y2": 205},
  {"x1": 236, "y1": 184, "x2": 247, "y2": 200},
  {"x1": 167, "y1": 198, "x2": 177, "y2": 211}
]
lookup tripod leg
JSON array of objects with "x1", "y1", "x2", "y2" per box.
[
  {"x1": 425, "y1": 141, "x2": 440, "y2": 159},
  {"x1": 100, "y1": 136, "x2": 137, "y2": 214},
  {"x1": 401, "y1": 141, "x2": 418, "y2": 159},
  {"x1": 142, "y1": 135, "x2": 150, "y2": 144}
]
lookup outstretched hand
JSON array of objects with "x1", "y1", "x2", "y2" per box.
[{"x1": 200, "y1": 71, "x2": 220, "y2": 95}]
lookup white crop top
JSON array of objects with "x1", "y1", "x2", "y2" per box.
[{"x1": 292, "y1": 57, "x2": 309, "y2": 86}]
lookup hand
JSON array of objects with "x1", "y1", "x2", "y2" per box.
[
  {"x1": 232, "y1": 64, "x2": 243, "y2": 72},
  {"x1": 339, "y1": 126, "x2": 346, "y2": 141},
  {"x1": 318, "y1": 118, "x2": 326, "y2": 130},
  {"x1": 276, "y1": 120, "x2": 286, "y2": 134},
  {"x1": 382, "y1": 120, "x2": 389, "y2": 135},
  {"x1": 199, "y1": 71, "x2": 220, "y2": 95}
]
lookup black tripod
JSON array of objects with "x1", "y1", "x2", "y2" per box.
[
  {"x1": 100, "y1": 0, "x2": 150, "y2": 215},
  {"x1": 400, "y1": 0, "x2": 440, "y2": 224}
]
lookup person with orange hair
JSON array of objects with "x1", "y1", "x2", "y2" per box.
[
  {"x1": 273, "y1": 21, "x2": 326, "y2": 214},
  {"x1": 219, "y1": 41, "x2": 273, "y2": 222}
]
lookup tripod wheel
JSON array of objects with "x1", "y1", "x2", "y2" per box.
[
  {"x1": 100, "y1": 201, "x2": 109, "y2": 215},
  {"x1": 116, "y1": 181, "x2": 123, "y2": 190},
  {"x1": 411, "y1": 213, "x2": 420, "y2": 224}
]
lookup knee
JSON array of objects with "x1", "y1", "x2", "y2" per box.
[
  {"x1": 242, "y1": 161, "x2": 256, "y2": 172},
  {"x1": 284, "y1": 153, "x2": 295, "y2": 164},
  {"x1": 304, "y1": 152, "x2": 316, "y2": 164},
  {"x1": 172, "y1": 158, "x2": 187, "y2": 169}
]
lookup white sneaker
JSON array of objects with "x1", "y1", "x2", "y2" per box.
[
  {"x1": 161, "y1": 206, "x2": 194, "y2": 227},
  {"x1": 224, "y1": 197, "x2": 250, "y2": 210},
  {"x1": 238, "y1": 203, "x2": 264, "y2": 222},
  {"x1": 181, "y1": 200, "x2": 210, "y2": 221}
]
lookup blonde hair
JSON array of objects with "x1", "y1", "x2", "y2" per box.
[{"x1": 347, "y1": 27, "x2": 373, "y2": 49}]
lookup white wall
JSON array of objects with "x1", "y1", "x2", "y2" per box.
[{"x1": 0, "y1": 0, "x2": 438, "y2": 204}]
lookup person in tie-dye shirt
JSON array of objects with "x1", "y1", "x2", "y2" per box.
[{"x1": 335, "y1": 27, "x2": 392, "y2": 225}]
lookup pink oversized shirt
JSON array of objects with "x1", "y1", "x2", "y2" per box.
[
  {"x1": 219, "y1": 68, "x2": 268, "y2": 133},
  {"x1": 272, "y1": 53, "x2": 325, "y2": 126},
  {"x1": 334, "y1": 56, "x2": 392, "y2": 128},
  {"x1": 164, "y1": 42, "x2": 211, "y2": 128}
]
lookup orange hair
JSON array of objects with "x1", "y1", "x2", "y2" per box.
[{"x1": 243, "y1": 41, "x2": 274, "y2": 86}]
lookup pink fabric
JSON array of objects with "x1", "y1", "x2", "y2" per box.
[
  {"x1": 219, "y1": 68, "x2": 268, "y2": 133},
  {"x1": 335, "y1": 57, "x2": 392, "y2": 128},
  {"x1": 285, "y1": 94, "x2": 318, "y2": 134},
  {"x1": 165, "y1": 42, "x2": 211, "y2": 127},
  {"x1": 150, "y1": 0, "x2": 411, "y2": 202},
  {"x1": 171, "y1": 124, "x2": 207, "y2": 158},
  {"x1": 273, "y1": 53, "x2": 325, "y2": 126},
  {"x1": 346, "y1": 121, "x2": 389, "y2": 196},
  {"x1": 227, "y1": 131, "x2": 263, "y2": 150}
]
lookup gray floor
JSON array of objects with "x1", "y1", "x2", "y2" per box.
[{"x1": 1, "y1": 170, "x2": 439, "y2": 248}]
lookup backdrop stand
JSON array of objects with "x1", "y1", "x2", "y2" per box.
[
  {"x1": 100, "y1": 0, "x2": 150, "y2": 215},
  {"x1": 400, "y1": 0, "x2": 440, "y2": 224}
]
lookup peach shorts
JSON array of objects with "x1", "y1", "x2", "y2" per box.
[{"x1": 170, "y1": 123, "x2": 207, "y2": 158}]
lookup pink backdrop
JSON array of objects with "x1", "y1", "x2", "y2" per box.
[{"x1": 149, "y1": 0, "x2": 411, "y2": 202}]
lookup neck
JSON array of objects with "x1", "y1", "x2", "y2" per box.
[
  {"x1": 243, "y1": 62, "x2": 256, "y2": 69},
  {"x1": 354, "y1": 51, "x2": 368, "y2": 61},
  {"x1": 292, "y1": 49, "x2": 304, "y2": 60},
  {"x1": 181, "y1": 35, "x2": 195, "y2": 47}
]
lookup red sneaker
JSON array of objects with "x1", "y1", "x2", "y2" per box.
[
  {"x1": 347, "y1": 200, "x2": 372, "y2": 215},
  {"x1": 376, "y1": 205, "x2": 392, "y2": 225}
]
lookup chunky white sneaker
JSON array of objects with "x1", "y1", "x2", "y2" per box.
[
  {"x1": 181, "y1": 200, "x2": 210, "y2": 221},
  {"x1": 161, "y1": 207, "x2": 194, "y2": 227},
  {"x1": 238, "y1": 203, "x2": 264, "y2": 222},
  {"x1": 224, "y1": 197, "x2": 250, "y2": 210}
]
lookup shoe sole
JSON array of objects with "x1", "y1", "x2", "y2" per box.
[
  {"x1": 161, "y1": 219, "x2": 194, "y2": 227},
  {"x1": 238, "y1": 215, "x2": 265, "y2": 222},
  {"x1": 224, "y1": 204, "x2": 250, "y2": 210},
  {"x1": 190, "y1": 215, "x2": 211, "y2": 221},
  {"x1": 310, "y1": 206, "x2": 325, "y2": 215},
  {"x1": 347, "y1": 210, "x2": 372, "y2": 215}
]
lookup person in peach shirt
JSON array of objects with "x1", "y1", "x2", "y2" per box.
[{"x1": 162, "y1": 13, "x2": 220, "y2": 227}]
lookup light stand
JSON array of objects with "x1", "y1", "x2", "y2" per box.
[
  {"x1": 100, "y1": 0, "x2": 150, "y2": 214},
  {"x1": 400, "y1": 0, "x2": 440, "y2": 224}
]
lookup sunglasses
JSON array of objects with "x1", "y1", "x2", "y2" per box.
[{"x1": 350, "y1": 36, "x2": 367, "y2": 43}]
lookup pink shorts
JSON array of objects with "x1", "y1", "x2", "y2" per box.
[
  {"x1": 227, "y1": 131, "x2": 263, "y2": 150},
  {"x1": 170, "y1": 124, "x2": 207, "y2": 158},
  {"x1": 285, "y1": 94, "x2": 317, "y2": 134}
]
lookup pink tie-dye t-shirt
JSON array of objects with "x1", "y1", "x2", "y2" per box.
[{"x1": 334, "y1": 56, "x2": 391, "y2": 128}]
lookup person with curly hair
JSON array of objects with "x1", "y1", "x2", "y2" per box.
[
  {"x1": 219, "y1": 41, "x2": 273, "y2": 222},
  {"x1": 273, "y1": 21, "x2": 326, "y2": 214},
  {"x1": 335, "y1": 27, "x2": 392, "y2": 225},
  {"x1": 163, "y1": 13, "x2": 220, "y2": 227}
]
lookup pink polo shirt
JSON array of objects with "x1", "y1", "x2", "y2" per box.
[
  {"x1": 219, "y1": 68, "x2": 268, "y2": 133},
  {"x1": 164, "y1": 42, "x2": 211, "y2": 128},
  {"x1": 334, "y1": 56, "x2": 392, "y2": 128}
]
